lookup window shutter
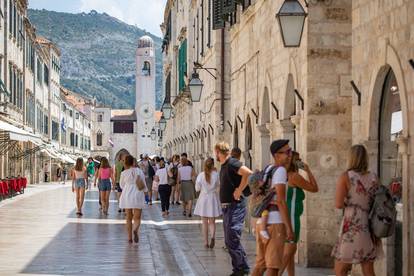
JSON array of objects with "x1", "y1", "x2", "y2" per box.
[
  {"x1": 212, "y1": 0, "x2": 224, "y2": 30},
  {"x1": 165, "y1": 73, "x2": 171, "y2": 103},
  {"x1": 223, "y1": 0, "x2": 236, "y2": 14}
]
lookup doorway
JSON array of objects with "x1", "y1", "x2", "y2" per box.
[{"x1": 378, "y1": 68, "x2": 403, "y2": 276}]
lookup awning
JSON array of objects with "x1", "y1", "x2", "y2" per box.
[
  {"x1": 0, "y1": 120, "x2": 42, "y2": 145},
  {"x1": 45, "y1": 146, "x2": 76, "y2": 164}
]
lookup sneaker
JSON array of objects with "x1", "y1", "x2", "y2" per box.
[{"x1": 176, "y1": 201, "x2": 181, "y2": 205}]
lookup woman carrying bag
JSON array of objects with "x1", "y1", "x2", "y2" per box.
[
  {"x1": 177, "y1": 157, "x2": 196, "y2": 217},
  {"x1": 154, "y1": 158, "x2": 171, "y2": 217},
  {"x1": 119, "y1": 155, "x2": 147, "y2": 244}
]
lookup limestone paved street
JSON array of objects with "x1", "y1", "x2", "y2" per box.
[{"x1": 0, "y1": 184, "x2": 333, "y2": 276}]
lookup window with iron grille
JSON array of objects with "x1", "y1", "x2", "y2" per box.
[
  {"x1": 44, "y1": 115, "x2": 49, "y2": 135},
  {"x1": 70, "y1": 132, "x2": 74, "y2": 146},
  {"x1": 44, "y1": 65, "x2": 49, "y2": 86},
  {"x1": 52, "y1": 121, "x2": 59, "y2": 141},
  {"x1": 96, "y1": 131, "x2": 102, "y2": 146}
]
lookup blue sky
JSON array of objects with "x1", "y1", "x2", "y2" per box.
[{"x1": 29, "y1": 0, "x2": 167, "y2": 36}]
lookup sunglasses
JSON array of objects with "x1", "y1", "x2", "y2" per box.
[{"x1": 277, "y1": 148, "x2": 292, "y2": 156}]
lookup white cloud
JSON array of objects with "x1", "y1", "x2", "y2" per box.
[{"x1": 79, "y1": 0, "x2": 166, "y2": 36}]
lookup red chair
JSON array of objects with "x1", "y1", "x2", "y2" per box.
[
  {"x1": 10, "y1": 178, "x2": 19, "y2": 194},
  {"x1": 0, "y1": 181, "x2": 6, "y2": 199},
  {"x1": 17, "y1": 178, "x2": 23, "y2": 194},
  {"x1": 22, "y1": 177, "x2": 27, "y2": 189}
]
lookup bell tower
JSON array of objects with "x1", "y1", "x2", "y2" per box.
[{"x1": 135, "y1": 35, "x2": 156, "y2": 156}]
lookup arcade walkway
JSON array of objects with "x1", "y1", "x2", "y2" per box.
[{"x1": 0, "y1": 183, "x2": 332, "y2": 275}]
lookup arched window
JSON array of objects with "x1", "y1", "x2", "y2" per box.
[
  {"x1": 142, "y1": 61, "x2": 151, "y2": 76},
  {"x1": 97, "y1": 130, "x2": 103, "y2": 146}
]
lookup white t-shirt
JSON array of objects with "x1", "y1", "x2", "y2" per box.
[
  {"x1": 178, "y1": 166, "x2": 193, "y2": 181},
  {"x1": 267, "y1": 166, "x2": 287, "y2": 224},
  {"x1": 155, "y1": 167, "x2": 168, "y2": 185}
]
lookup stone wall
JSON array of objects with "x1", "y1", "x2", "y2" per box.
[
  {"x1": 351, "y1": 0, "x2": 414, "y2": 275},
  {"x1": 228, "y1": 0, "x2": 352, "y2": 267}
]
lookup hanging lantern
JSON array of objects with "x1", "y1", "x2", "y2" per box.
[
  {"x1": 188, "y1": 71, "x2": 203, "y2": 102},
  {"x1": 276, "y1": 0, "x2": 307, "y2": 47}
]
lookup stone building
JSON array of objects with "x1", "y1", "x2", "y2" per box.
[
  {"x1": 161, "y1": 0, "x2": 231, "y2": 172},
  {"x1": 0, "y1": 0, "x2": 91, "y2": 184},
  {"x1": 89, "y1": 36, "x2": 160, "y2": 164},
  {"x1": 161, "y1": 0, "x2": 413, "y2": 275}
]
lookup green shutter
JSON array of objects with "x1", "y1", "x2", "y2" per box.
[
  {"x1": 223, "y1": 0, "x2": 236, "y2": 14},
  {"x1": 212, "y1": 0, "x2": 225, "y2": 30},
  {"x1": 178, "y1": 39, "x2": 187, "y2": 92}
]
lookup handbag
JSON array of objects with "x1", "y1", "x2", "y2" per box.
[
  {"x1": 134, "y1": 170, "x2": 146, "y2": 191},
  {"x1": 168, "y1": 165, "x2": 178, "y2": 186}
]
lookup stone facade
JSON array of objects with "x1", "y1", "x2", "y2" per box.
[
  {"x1": 161, "y1": 0, "x2": 232, "y2": 172},
  {"x1": 0, "y1": 0, "x2": 92, "y2": 184},
  {"x1": 350, "y1": 1, "x2": 414, "y2": 275},
  {"x1": 161, "y1": 0, "x2": 413, "y2": 274}
]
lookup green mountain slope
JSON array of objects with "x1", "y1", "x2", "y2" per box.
[{"x1": 28, "y1": 9, "x2": 163, "y2": 109}]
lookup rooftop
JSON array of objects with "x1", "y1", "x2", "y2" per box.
[{"x1": 110, "y1": 109, "x2": 137, "y2": 121}]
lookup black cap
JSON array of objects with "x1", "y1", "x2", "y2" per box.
[{"x1": 270, "y1": 139, "x2": 289, "y2": 155}]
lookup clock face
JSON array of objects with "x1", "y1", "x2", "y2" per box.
[{"x1": 139, "y1": 103, "x2": 153, "y2": 119}]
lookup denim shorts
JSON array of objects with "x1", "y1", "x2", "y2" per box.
[
  {"x1": 98, "y1": 179, "x2": 112, "y2": 191},
  {"x1": 74, "y1": 178, "x2": 86, "y2": 189}
]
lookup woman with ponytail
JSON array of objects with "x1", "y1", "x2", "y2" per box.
[{"x1": 194, "y1": 158, "x2": 222, "y2": 248}]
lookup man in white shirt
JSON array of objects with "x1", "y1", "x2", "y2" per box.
[{"x1": 252, "y1": 139, "x2": 294, "y2": 276}]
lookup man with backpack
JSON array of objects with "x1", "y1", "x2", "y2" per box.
[
  {"x1": 139, "y1": 154, "x2": 155, "y2": 205},
  {"x1": 252, "y1": 139, "x2": 294, "y2": 276},
  {"x1": 214, "y1": 142, "x2": 252, "y2": 276},
  {"x1": 168, "y1": 154, "x2": 180, "y2": 205}
]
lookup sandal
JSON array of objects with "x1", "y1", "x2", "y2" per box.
[
  {"x1": 204, "y1": 244, "x2": 210, "y2": 249},
  {"x1": 128, "y1": 239, "x2": 133, "y2": 244},
  {"x1": 133, "y1": 230, "x2": 139, "y2": 243},
  {"x1": 183, "y1": 211, "x2": 186, "y2": 216},
  {"x1": 209, "y1": 238, "x2": 215, "y2": 249}
]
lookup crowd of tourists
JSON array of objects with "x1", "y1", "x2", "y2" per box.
[{"x1": 68, "y1": 138, "x2": 391, "y2": 276}]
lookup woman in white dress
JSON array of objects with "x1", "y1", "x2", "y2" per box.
[
  {"x1": 194, "y1": 158, "x2": 222, "y2": 249},
  {"x1": 119, "y1": 155, "x2": 148, "y2": 244}
]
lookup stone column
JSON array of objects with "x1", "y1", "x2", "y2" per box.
[
  {"x1": 395, "y1": 136, "x2": 412, "y2": 276},
  {"x1": 278, "y1": 118, "x2": 295, "y2": 143},
  {"x1": 256, "y1": 123, "x2": 271, "y2": 168}
]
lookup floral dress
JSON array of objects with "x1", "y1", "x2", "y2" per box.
[{"x1": 332, "y1": 170, "x2": 382, "y2": 263}]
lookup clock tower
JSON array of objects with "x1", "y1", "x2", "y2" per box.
[{"x1": 135, "y1": 35, "x2": 156, "y2": 156}]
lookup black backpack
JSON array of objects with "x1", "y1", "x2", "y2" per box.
[
  {"x1": 148, "y1": 161, "x2": 155, "y2": 179},
  {"x1": 168, "y1": 165, "x2": 178, "y2": 186}
]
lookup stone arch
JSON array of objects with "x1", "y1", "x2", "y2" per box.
[
  {"x1": 259, "y1": 87, "x2": 271, "y2": 167},
  {"x1": 365, "y1": 43, "x2": 411, "y2": 276},
  {"x1": 279, "y1": 74, "x2": 296, "y2": 149},
  {"x1": 233, "y1": 119, "x2": 239, "y2": 148},
  {"x1": 245, "y1": 115, "x2": 253, "y2": 169},
  {"x1": 282, "y1": 74, "x2": 296, "y2": 119},
  {"x1": 261, "y1": 87, "x2": 271, "y2": 125},
  {"x1": 367, "y1": 45, "x2": 409, "y2": 140}
]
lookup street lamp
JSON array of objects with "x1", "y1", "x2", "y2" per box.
[
  {"x1": 188, "y1": 71, "x2": 203, "y2": 102},
  {"x1": 276, "y1": 0, "x2": 307, "y2": 47},
  {"x1": 150, "y1": 128, "x2": 156, "y2": 140},
  {"x1": 159, "y1": 115, "x2": 167, "y2": 131},
  {"x1": 162, "y1": 101, "x2": 173, "y2": 120}
]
